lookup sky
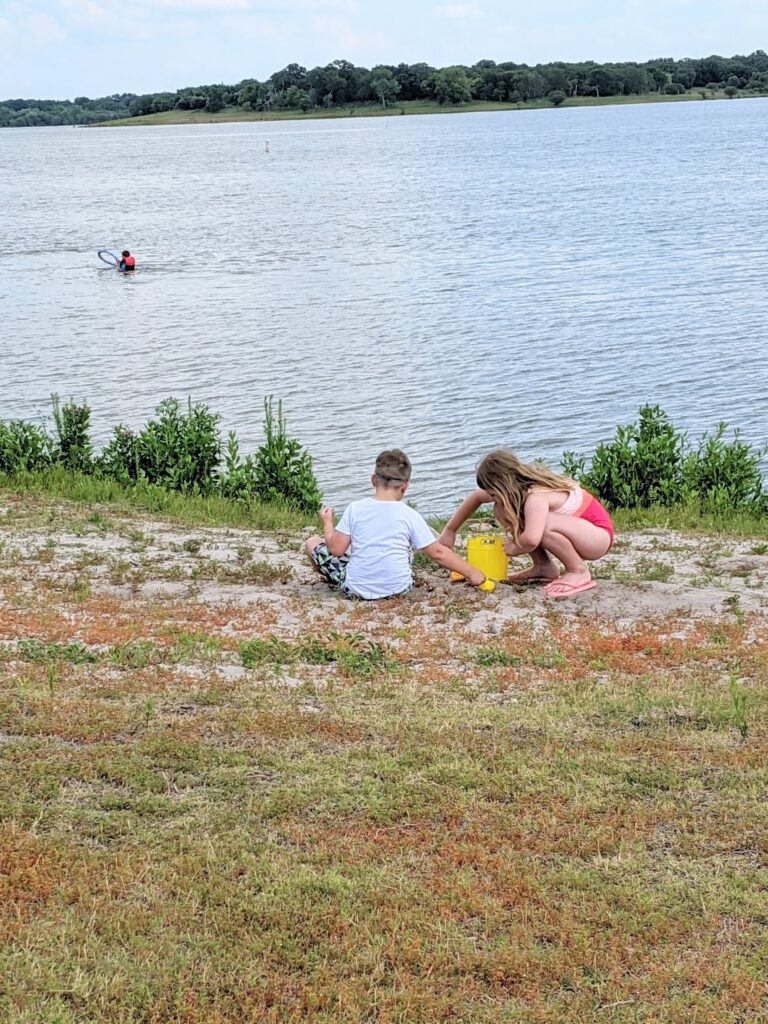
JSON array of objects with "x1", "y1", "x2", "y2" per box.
[{"x1": 0, "y1": 0, "x2": 766, "y2": 100}]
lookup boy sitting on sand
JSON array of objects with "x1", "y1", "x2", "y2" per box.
[{"x1": 304, "y1": 449, "x2": 488, "y2": 600}]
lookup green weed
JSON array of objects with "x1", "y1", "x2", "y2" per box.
[
  {"x1": 239, "y1": 632, "x2": 393, "y2": 678},
  {"x1": 17, "y1": 639, "x2": 97, "y2": 664},
  {"x1": 474, "y1": 648, "x2": 523, "y2": 668},
  {"x1": 728, "y1": 674, "x2": 749, "y2": 739}
]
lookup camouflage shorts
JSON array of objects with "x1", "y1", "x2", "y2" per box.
[
  {"x1": 310, "y1": 542, "x2": 350, "y2": 590},
  {"x1": 309, "y1": 543, "x2": 412, "y2": 600}
]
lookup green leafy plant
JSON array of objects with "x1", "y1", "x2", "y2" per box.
[
  {"x1": 251, "y1": 397, "x2": 321, "y2": 513},
  {"x1": 0, "y1": 419, "x2": 53, "y2": 473},
  {"x1": 728, "y1": 674, "x2": 748, "y2": 739},
  {"x1": 474, "y1": 648, "x2": 523, "y2": 667},
  {"x1": 51, "y1": 394, "x2": 93, "y2": 472},
  {"x1": 563, "y1": 405, "x2": 767, "y2": 514},
  {"x1": 17, "y1": 639, "x2": 97, "y2": 664}
]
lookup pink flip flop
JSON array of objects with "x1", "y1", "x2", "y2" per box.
[{"x1": 541, "y1": 579, "x2": 596, "y2": 599}]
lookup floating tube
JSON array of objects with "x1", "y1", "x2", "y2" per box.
[{"x1": 98, "y1": 249, "x2": 119, "y2": 266}]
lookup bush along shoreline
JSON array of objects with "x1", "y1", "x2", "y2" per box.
[
  {"x1": 0, "y1": 395, "x2": 321, "y2": 516},
  {"x1": 562, "y1": 405, "x2": 767, "y2": 517},
  {"x1": 1, "y1": 398, "x2": 765, "y2": 529}
]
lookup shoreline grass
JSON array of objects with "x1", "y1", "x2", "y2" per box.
[
  {"x1": 90, "y1": 90, "x2": 748, "y2": 128},
  {"x1": 3, "y1": 470, "x2": 767, "y2": 539},
  {"x1": 0, "y1": 469, "x2": 314, "y2": 533}
]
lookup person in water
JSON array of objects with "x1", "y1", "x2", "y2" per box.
[
  {"x1": 438, "y1": 449, "x2": 614, "y2": 599},
  {"x1": 118, "y1": 250, "x2": 136, "y2": 272}
]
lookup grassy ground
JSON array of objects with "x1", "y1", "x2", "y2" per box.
[
  {"x1": 92, "y1": 91, "x2": 741, "y2": 128},
  {"x1": 1, "y1": 486, "x2": 767, "y2": 1022},
  {"x1": 0, "y1": 470, "x2": 314, "y2": 534}
]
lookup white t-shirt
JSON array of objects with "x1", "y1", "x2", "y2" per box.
[{"x1": 336, "y1": 497, "x2": 436, "y2": 599}]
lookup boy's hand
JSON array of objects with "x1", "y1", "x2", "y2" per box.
[
  {"x1": 468, "y1": 568, "x2": 486, "y2": 587},
  {"x1": 319, "y1": 506, "x2": 334, "y2": 526},
  {"x1": 437, "y1": 527, "x2": 456, "y2": 549}
]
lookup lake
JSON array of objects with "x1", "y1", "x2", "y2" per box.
[{"x1": 2, "y1": 99, "x2": 767, "y2": 514}]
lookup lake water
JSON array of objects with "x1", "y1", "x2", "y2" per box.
[{"x1": 2, "y1": 100, "x2": 767, "y2": 514}]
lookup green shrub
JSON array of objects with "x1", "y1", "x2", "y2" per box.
[
  {"x1": 97, "y1": 399, "x2": 222, "y2": 494},
  {"x1": 682, "y1": 424, "x2": 766, "y2": 513},
  {"x1": 0, "y1": 419, "x2": 53, "y2": 473},
  {"x1": 251, "y1": 397, "x2": 321, "y2": 513},
  {"x1": 135, "y1": 399, "x2": 222, "y2": 495},
  {"x1": 97, "y1": 425, "x2": 142, "y2": 483},
  {"x1": 51, "y1": 394, "x2": 93, "y2": 472},
  {"x1": 563, "y1": 405, "x2": 766, "y2": 514},
  {"x1": 2, "y1": 394, "x2": 320, "y2": 512},
  {"x1": 562, "y1": 405, "x2": 686, "y2": 508}
]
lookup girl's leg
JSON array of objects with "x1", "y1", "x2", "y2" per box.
[
  {"x1": 538, "y1": 513, "x2": 612, "y2": 593},
  {"x1": 505, "y1": 540, "x2": 559, "y2": 584}
]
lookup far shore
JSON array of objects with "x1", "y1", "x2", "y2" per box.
[{"x1": 90, "y1": 90, "x2": 748, "y2": 128}]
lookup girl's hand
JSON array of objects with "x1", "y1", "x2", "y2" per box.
[
  {"x1": 468, "y1": 569, "x2": 486, "y2": 588},
  {"x1": 437, "y1": 526, "x2": 456, "y2": 549},
  {"x1": 319, "y1": 506, "x2": 334, "y2": 526}
]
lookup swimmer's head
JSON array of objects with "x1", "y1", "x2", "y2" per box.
[{"x1": 122, "y1": 250, "x2": 130, "y2": 257}]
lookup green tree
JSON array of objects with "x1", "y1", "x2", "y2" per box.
[
  {"x1": 724, "y1": 84, "x2": 739, "y2": 98},
  {"x1": 237, "y1": 81, "x2": 265, "y2": 110},
  {"x1": 428, "y1": 66, "x2": 473, "y2": 104},
  {"x1": 548, "y1": 90, "x2": 567, "y2": 106},
  {"x1": 205, "y1": 87, "x2": 225, "y2": 113},
  {"x1": 370, "y1": 66, "x2": 400, "y2": 107}
]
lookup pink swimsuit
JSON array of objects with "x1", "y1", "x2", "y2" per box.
[{"x1": 557, "y1": 487, "x2": 614, "y2": 544}]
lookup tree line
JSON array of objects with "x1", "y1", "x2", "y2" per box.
[
  {"x1": 3, "y1": 51, "x2": 768, "y2": 126},
  {"x1": 0, "y1": 94, "x2": 134, "y2": 127}
]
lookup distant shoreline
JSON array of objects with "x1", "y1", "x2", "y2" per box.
[{"x1": 89, "y1": 91, "x2": 745, "y2": 128}]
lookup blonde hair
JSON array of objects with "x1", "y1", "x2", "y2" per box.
[{"x1": 476, "y1": 449, "x2": 576, "y2": 541}]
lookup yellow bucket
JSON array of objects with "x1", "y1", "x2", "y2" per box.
[{"x1": 466, "y1": 536, "x2": 509, "y2": 582}]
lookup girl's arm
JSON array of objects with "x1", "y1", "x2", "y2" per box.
[
  {"x1": 513, "y1": 492, "x2": 550, "y2": 553},
  {"x1": 437, "y1": 488, "x2": 493, "y2": 549}
]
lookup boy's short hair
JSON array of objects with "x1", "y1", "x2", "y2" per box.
[{"x1": 374, "y1": 449, "x2": 412, "y2": 486}]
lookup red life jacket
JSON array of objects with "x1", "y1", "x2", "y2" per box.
[{"x1": 123, "y1": 255, "x2": 136, "y2": 269}]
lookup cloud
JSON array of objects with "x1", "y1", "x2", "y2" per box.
[
  {"x1": 146, "y1": 0, "x2": 250, "y2": 10},
  {"x1": 434, "y1": 3, "x2": 482, "y2": 17},
  {"x1": 22, "y1": 11, "x2": 68, "y2": 44}
]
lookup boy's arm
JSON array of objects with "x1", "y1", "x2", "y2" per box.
[
  {"x1": 437, "y1": 489, "x2": 493, "y2": 549},
  {"x1": 319, "y1": 506, "x2": 351, "y2": 556},
  {"x1": 420, "y1": 541, "x2": 485, "y2": 587}
]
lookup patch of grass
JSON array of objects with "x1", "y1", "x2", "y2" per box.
[
  {"x1": 633, "y1": 555, "x2": 675, "y2": 583},
  {"x1": 15, "y1": 639, "x2": 98, "y2": 664},
  {"x1": 612, "y1": 503, "x2": 768, "y2": 539},
  {"x1": 474, "y1": 648, "x2": 523, "y2": 668},
  {"x1": 239, "y1": 632, "x2": 394, "y2": 678},
  {"x1": 189, "y1": 558, "x2": 293, "y2": 586},
  {"x1": 108, "y1": 640, "x2": 159, "y2": 669},
  {"x1": 1, "y1": 469, "x2": 313, "y2": 533},
  {"x1": 165, "y1": 631, "x2": 223, "y2": 664}
]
